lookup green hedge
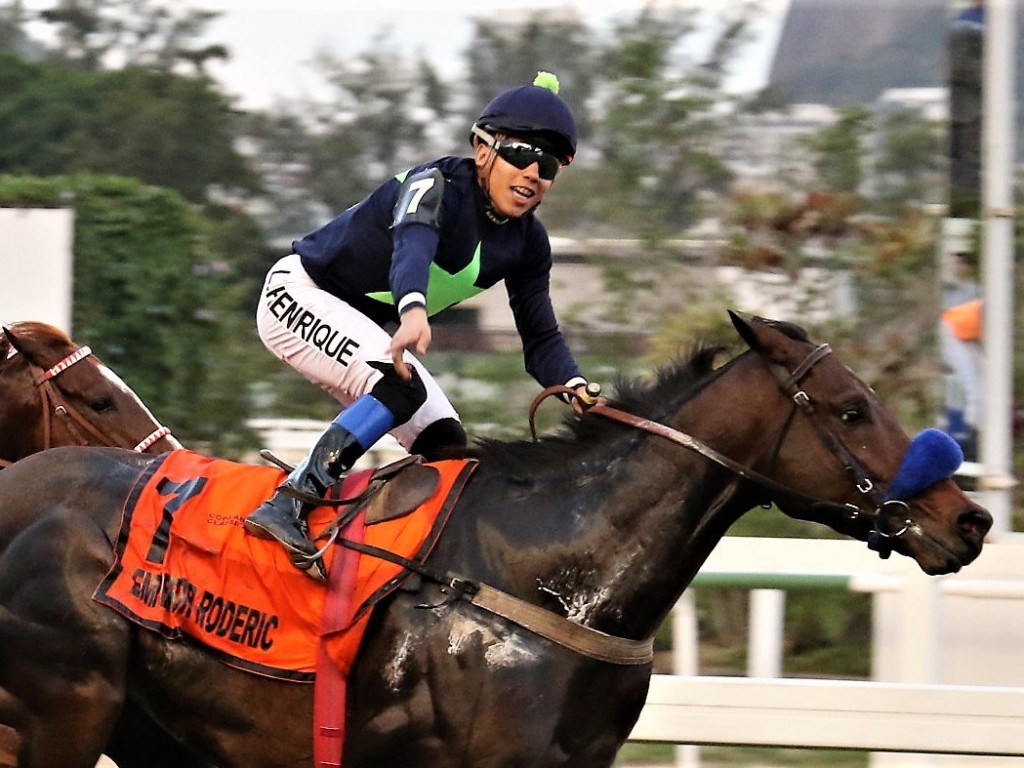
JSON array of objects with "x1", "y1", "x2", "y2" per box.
[{"x1": 0, "y1": 174, "x2": 259, "y2": 454}]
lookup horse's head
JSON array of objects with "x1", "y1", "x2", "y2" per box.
[
  {"x1": 0, "y1": 322, "x2": 181, "y2": 464},
  {"x1": 729, "y1": 311, "x2": 991, "y2": 575}
]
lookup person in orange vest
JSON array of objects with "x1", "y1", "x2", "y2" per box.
[{"x1": 940, "y1": 253, "x2": 982, "y2": 460}]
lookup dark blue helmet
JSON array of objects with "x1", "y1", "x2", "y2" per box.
[{"x1": 472, "y1": 72, "x2": 577, "y2": 164}]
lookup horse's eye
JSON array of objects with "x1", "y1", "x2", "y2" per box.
[
  {"x1": 840, "y1": 407, "x2": 865, "y2": 424},
  {"x1": 90, "y1": 398, "x2": 115, "y2": 413}
]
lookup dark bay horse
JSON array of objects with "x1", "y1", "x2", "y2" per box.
[
  {"x1": 0, "y1": 321, "x2": 181, "y2": 466},
  {"x1": 0, "y1": 313, "x2": 990, "y2": 768}
]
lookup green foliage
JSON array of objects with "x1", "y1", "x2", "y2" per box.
[
  {"x1": 803, "y1": 106, "x2": 872, "y2": 193},
  {"x1": 873, "y1": 108, "x2": 945, "y2": 213},
  {"x1": 35, "y1": 0, "x2": 227, "y2": 73},
  {"x1": 590, "y1": 6, "x2": 746, "y2": 235},
  {"x1": 0, "y1": 52, "x2": 258, "y2": 202},
  {"x1": 465, "y1": 13, "x2": 597, "y2": 142},
  {"x1": 285, "y1": 35, "x2": 453, "y2": 214},
  {"x1": 0, "y1": 174, "x2": 260, "y2": 455}
]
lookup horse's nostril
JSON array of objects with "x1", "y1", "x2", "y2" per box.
[{"x1": 960, "y1": 506, "x2": 993, "y2": 538}]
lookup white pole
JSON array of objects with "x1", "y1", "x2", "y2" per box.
[
  {"x1": 979, "y1": 0, "x2": 1018, "y2": 534},
  {"x1": 747, "y1": 589, "x2": 785, "y2": 678},
  {"x1": 672, "y1": 592, "x2": 701, "y2": 768}
]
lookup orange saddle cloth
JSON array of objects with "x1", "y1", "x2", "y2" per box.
[{"x1": 93, "y1": 449, "x2": 476, "y2": 681}]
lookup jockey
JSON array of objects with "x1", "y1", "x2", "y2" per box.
[{"x1": 246, "y1": 72, "x2": 596, "y2": 580}]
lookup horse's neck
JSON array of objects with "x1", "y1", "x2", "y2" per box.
[
  {"x1": 564, "y1": 442, "x2": 755, "y2": 638},
  {"x1": 498, "y1": 361, "x2": 774, "y2": 641}
]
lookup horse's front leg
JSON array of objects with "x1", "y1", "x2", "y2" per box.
[{"x1": 0, "y1": 511, "x2": 130, "y2": 768}]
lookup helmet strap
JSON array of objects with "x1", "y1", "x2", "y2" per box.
[
  {"x1": 475, "y1": 145, "x2": 509, "y2": 225},
  {"x1": 481, "y1": 183, "x2": 509, "y2": 224}
]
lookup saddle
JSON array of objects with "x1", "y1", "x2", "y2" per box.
[
  {"x1": 354, "y1": 454, "x2": 442, "y2": 524},
  {"x1": 93, "y1": 449, "x2": 477, "y2": 680},
  {"x1": 261, "y1": 449, "x2": 441, "y2": 524}
]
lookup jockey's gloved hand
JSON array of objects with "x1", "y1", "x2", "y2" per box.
[{"x1": 563, "y1": 377, "x2": 602, "y2": 415}]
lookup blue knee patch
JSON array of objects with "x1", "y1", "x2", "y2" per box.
[{"x1": 334, "y1": 395, "x2": 395, "y2": 449}]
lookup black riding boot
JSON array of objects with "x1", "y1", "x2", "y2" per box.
[{"x1": 244, "y1": 422, "x2": 365, "y2": 580}]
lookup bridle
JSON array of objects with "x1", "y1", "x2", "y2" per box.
[
  {"x1": 760, "y1": 344, "x2": 911, "y2": 555},
  {"x1": 530, "y1": 343, "x2": 914, "y2": 558},
  {"x1": 0, "y1": 345, "x2": 174, "y2": 469}
]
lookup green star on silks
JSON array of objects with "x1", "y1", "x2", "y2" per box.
[{"x1": 367, "y1": 242, "x2": 483, "y2": 316}]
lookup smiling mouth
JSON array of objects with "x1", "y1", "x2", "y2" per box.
[{"x1": 511, "y1": 186, "x2": 535, "y2": 200}]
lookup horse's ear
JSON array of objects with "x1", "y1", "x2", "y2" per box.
[
  {"x1": 729, "y1": 310, "x2": 761, "y2": 351},
  {"x1": 729, "y1": 310, "x2": 795, "y2": 364},
  {"x1": 1, "y1": 326, "x2": 21, "y2": 353}
]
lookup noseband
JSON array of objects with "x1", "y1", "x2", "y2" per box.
[
  {"x1": 530, "y1": 343, "x2": 912, "y2": 558},
  {"x1": 0, "y1": 346, "x2": 174, "y2": 469}
]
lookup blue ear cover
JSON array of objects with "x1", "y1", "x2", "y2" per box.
[{"x1": 888, "y1": 428, "x2": 964, "y2": 500}]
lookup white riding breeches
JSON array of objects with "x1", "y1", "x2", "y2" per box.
[{"x1": 255, "y1": 254, "x2": 460, "y2": 451}]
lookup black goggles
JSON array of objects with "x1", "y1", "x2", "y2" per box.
[{"x1": 472, "y1": 126, "x2": 563, "y2": 180}]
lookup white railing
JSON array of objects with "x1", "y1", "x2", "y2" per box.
[
  {"x1": 632, "y1": 675, "x2": 1024, "y2": 756},
  {"x1": 626, "y1": 535, "x2": 1024, "y2": 764}
]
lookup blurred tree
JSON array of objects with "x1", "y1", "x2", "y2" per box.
[
  {"x1": 0, "y1": 1, "x2": 31, "y2": 53},
  {"x1": 34, "y1": 0, "x2": 227, "y2": 73},
  {"x1": 590, "y1": 5, "x2": 754, "y2": 236},
  {"x1": 298, "y1": 33, "x2": 453, "y2": 212},
  {"x1": 465, "y1": 10, "x2": 596, "y2": 144},
  {"x1": 802, "y1": 105, "x2": 872, "y2": 194},
  {"x1": 872, "y1": 107, "x2": 944, "y2": 215},
  {"x1": 0, "y1": 52, "x2": 258, "y2": 202},
  {"x1": 785, "y1": 104, "x2": 947, "y2": 426},
  {"x1": 237, "y1": 110, "x2": 329, "y2": 242}
]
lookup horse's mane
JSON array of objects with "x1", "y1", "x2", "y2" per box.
[{"x1": 471, "y1": 342, "x2": 731, "y2": 476}]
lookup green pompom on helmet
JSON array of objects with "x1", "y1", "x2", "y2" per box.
[
  {"x1": 471, "y1": 71, "x2": 577, "y2": 164},
  {"x1": 532, "y1": 71, "x2": 561, "y2": 93}
]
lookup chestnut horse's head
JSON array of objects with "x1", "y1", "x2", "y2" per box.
[
  {"x1": 729, "y1": 311, "x2": 990, "y2": 575},
  {"x1": 0, "y1": 321, "x2": 181, "y2": 466}
]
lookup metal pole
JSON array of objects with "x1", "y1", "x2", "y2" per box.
[{"x1": 980, "y1": 0, "x2": 1018, "y2": 534}]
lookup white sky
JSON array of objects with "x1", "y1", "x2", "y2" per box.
[
  {"x1": 19, "y1": 0, "x2": 792, "y2": 110},
  {"x1": 196, "y1": 0, "x2": 792, "y2": 109}
]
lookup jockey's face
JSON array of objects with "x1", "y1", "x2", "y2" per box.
[{"x1": 474, "y1": 133, "x2": 554, "y2": 219}]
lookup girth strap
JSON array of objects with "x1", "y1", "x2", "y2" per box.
[
  {"x1": 465, "y1": 582, "x2": 655, "y2": 665},
  {"x1": 337, "y1": 537, "x2": 654, "y2": 666}
]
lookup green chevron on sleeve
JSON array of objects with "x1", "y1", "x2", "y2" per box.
[{"x1": 367, "y1": 242, "x2": 483, "y2": 316}]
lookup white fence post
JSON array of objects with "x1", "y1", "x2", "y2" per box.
[
  {"x1": 748, "y1": 589, "x2": 786, "y2": 679},
  {"x1": 672, "y1": 591, "x2": 701, "y2": 768}
]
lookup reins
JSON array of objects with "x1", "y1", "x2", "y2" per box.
[
  {"x1": 529, "y1": 343, "x2": 911, "y2": 548},
  {"x1": 0, "y1": 346, "x2": 174, "y2": 469}
]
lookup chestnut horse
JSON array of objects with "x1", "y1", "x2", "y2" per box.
[
  {"x1": 0, "y1": 313, "x2": 990, "y2": 768},
  {"x1": 0, "y1": 321, "x2": 181, "y2": 467},
  {"x1": 0, "y1": 321, "x2": 188, "y2": 768}
]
